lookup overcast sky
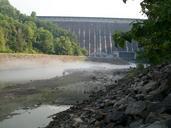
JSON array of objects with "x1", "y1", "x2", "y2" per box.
[{"x1": 9, "y1": 0, "x2": 146, "y2": 19}]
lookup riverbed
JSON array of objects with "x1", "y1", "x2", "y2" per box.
[{"x1": 0, "y1": 55, "x2": 135, "y2": 128}]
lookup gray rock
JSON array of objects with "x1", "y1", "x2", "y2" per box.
[
  {"x1": 142, "y1": 75, "x2": 150, "y2": 81},
  {"x1": 94, "y1": 121, "x2": 100, "y2": 126},
  {"x1": 139, "y1": 81, "x2": 145, "y2": 87},
  {"x1": 145, "y1": 121, "x2": 167, "y2": 128},
  {"x1": 131, "y1": 83, "x2": 143, "y2": 92},
  {"x1": 165, "y1": 119, "x2": 171, "y2": 127},
  {"x1": 95, "y1": 112, "x2": 106, "y2": 121},
  {"x1": 148, "y1": 80, "x2": 168, "y2": 100},
  {"x1": 125, "y1": 101, "x2": 146, "y2": 115},
  {"x1": 146, "y1": 113, "x2": 171, "y2": 124},
  {"x1": 104, "y1": 111, "x2": 127, "y2": 124},
  {"x1": 163, "y1": 93, "x2": 171, "y2": 113},
  {"x1": 73, "y1": 117, "x2": 83, "y2": 123},
  {"x1": 137, "y1": 124, "x2": 149, "y2": 128},
  {"x1": 129, "y1": 120, "x2": 143, "y2": 128},
  {"x1": 135, "y1": 94, "x2": 145, "y2": 100},
  {"x1": 152, "y1": 71, "x2": 162, "y2": 81},
  {"x1": 114, "y1": 96, "x2": 135, "y2": 109},
  {"x1": 89, "y1": 118, "x2": 96, "y2": 124},
  {"x1": 79, "y1": 124, "x2": 88, "y2": 128},
  {"x1": 143, "y1": 81, "x2": 157, "y2": 93},
  {"x1": 146, "y1": 102, "x2": 164, "y2": 113},
  {"x1": 145, "y1": 113, "x2": 160, "y2": 123},
  {"x1": 105, "y1": 123, "x2": 115, "y2": 128}
]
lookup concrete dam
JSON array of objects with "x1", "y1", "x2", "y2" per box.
[{"x1": 38, "y1": 16, "x2": 139, "y2": 61}]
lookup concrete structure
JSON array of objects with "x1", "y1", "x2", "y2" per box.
[{"x1": 38, "y1": 16, "x2": 139, "y2": 61}]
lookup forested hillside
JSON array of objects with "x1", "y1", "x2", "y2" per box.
[{"x1": 0, "y1": 0, "x2": 86, "y2": 55}]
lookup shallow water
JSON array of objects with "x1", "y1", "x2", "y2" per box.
[
  {"x1": 0, "y1": 105, "x2": 70, "y2": 128},
  {"x1": 0, "y1": 61, "x2": 135, "y2": 83}
]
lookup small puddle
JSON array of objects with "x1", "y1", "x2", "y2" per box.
[{"x1": 0, "y1": 105, "x2": 71, "y2": 128}]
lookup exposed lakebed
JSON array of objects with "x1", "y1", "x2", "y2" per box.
[{"x1": 0, "y1": 55, "x2": 135, "y2": 128}]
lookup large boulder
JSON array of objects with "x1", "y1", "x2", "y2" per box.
[
  {"x1": 104, "y1": 111, "x2": 127, "y2": 124},
  {"x1": 163, "y1": 93, "x2": 171, "y2": 113},
  {"x1": 145, "y1": 121, "x2": 167, "y2": 128},
  {"x1": 125, "y1": 101, "x2": 146, "y2": 115},
  {"x1": 143, "y1": 81, "x2": 157, "y2": 93}
]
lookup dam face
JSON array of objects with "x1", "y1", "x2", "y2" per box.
[{"x1": 38, "y1": 16, "x2": 139, "y2": 61}]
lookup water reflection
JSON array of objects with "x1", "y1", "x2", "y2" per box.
[{"x1": 0, "y1": 105, "x2": 71, "y2": 128}]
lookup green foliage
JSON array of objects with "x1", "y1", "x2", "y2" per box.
[
  {"x1": 53, "y1": 36, "x2": 87, "y2": 56},
  {"x1": 36, "y1": 28, "x2": 54, "y2": 54},
  {"x1": 0, "y1": 0, "x2": 86, "y2": 55},
  {"x1": 113, "y1": 0, "x2": 171, "y2": 64},
  {"x1": 113, "y1": 32, "x2": 126, "y2": 48},
  {"x1": 0, "y1": 27, "x2": 6, "y2": 52},
  {"x1": 0, "y1": 0, "x2": 20, "y2": 19},
  {"x1": 31, "y1": 11, "x2": 36, "y2": 19},
  {"x1": 54, "y1": 36, "x2": 72, "y2": 55}
]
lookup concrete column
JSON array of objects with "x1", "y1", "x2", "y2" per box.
[
  {"x1": 99, "y1": 30, "x2": 102, "y2": 55},
  {"x1": 78, "y1": 28, "x2": 81, "y2": 46},
  {"x1": 104, "y1": 35, "x2": 107, "y2": 54},
  {"x1": 131, "y1": 43, "x2": 134, "y2": 52},
  {"x1": 94, "y1": 30, "x2": 96, "y2": 56},
  {"x1": 109, "y1": 32, "x2": 113, "y2": 53},
  {"x1": 126, "y1": 42, "x2": 129, "y2": 52},
  {"x1": 88, "y1": 29, "x2": 91, "y2": 56},
  {"x1": 83, "y1": 30, "x2": 86, "y2": 49}
]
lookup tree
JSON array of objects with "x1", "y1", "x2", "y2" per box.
[
  {"x1": 31, "y1": 11, "x2": 36, "y2": 18},
  {"x1": 0, "y1": 27, "x2": 6, "y2": 51},
  {"x1": 0, "y1": 0, "x2": 20, "y2": 19},
  {"x1": 23, "y1": 21, "x2": 37, "y2": 52},
  {"x1": 54, "y1": 36, "x2": 72, "y2": 55},
  {"x1": 0, "y1": 0, "x2": 10, "y2": 5},
  {"x1": 16, "y1": 27, "x2": 25, "y2": 52},
  {"x1": 0, "y1": 0, "x2": 86, "y2": 55},
  {"x1": 36, "y1": 28, "x2": 54, "y2": 54},
  {"x1": 31, "y1": 11, "x2": 36, "y2": 21},
  {"x1": 113, "y1": 0, "x2": 171, "y2": 64}
]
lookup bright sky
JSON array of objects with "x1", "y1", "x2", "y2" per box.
[{"x1": 9, "y1": 0, "x2": 146, "y2": 19}]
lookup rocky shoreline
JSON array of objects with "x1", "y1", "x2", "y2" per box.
[{"x1": 46, "y1": 63, "x2": 171, "y2": 128}]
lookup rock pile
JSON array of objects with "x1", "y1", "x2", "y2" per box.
[{"x1": 46, "y1": 63, "x2": 171, "y2": 128}]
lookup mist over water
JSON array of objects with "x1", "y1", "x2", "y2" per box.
[{"x1": 0, "y1": 61, "x2": 135, "y2": 83}]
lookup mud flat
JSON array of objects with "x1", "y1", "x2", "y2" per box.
[
  {"x1": 0, "y1": 68, "x2": 129, "y2": 121},
  {"x1": 0, "y1": 54, "x2": 134, "y2": 128}
]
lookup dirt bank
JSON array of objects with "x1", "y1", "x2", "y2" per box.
[{"x1": 46, "y1": 63, "x2": 171, "y2": 128}]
